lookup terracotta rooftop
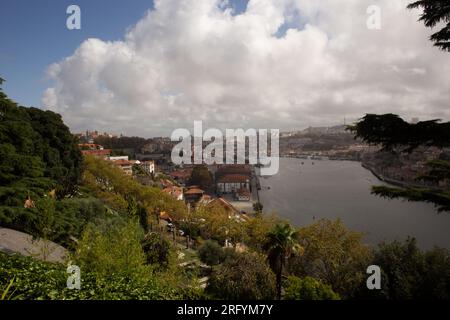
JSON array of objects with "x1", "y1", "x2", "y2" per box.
[
  {"x1": 113, "y1": 159, "x2": 133, "y2": 165},
  {"x1": 237, "y1": 188, "x2": 251, "y2": 197},
  {"x1": 184, "y1": 188, "x2": 205, "y2": 195},
  {"x1": 207, "y1": 197, "x2": 239, "y2": 214},
  {"x1": 217, "y1": 174, "x2": 250, "y2": 184},
  {"x1": 162, "y1": 186, "x2": 183, "y2": 198},
  {"x1": 81, "y1": 149, "x2": 111, "y2": 156}
]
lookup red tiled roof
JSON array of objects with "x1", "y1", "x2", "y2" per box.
[
  {"x1": 162, "y1": 186, "x2": 183, "y2": 198},
  {"x1": 81, "y1": 149, "x2": 111, "y2": 156},
  {"x1": 184, "y1": 188, "x2": 205, "y2": 195},
  {"x1": 207, "y1": 197, "x2": 239, "y2": 214},
  {"x1": 170, "y1": 170, "x2": 192, "y2": 179},
  {"x1": 237, "y1": 188, "x2": 251, "y2": 197},
  {"x1": 113, "y1": 159, "x2": 133, "y2": 165},
  {"x1": 217, "y1": 164, "x2": 251, "y2": 175},
  {"x1": 217, "y1": 174, "x2": 250, "y2": 184}
]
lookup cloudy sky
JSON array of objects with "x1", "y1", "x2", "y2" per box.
[{"x1": 2, "y1": 0, "x2": 449, "y2": 137}]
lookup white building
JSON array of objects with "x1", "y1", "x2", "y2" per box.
[{"x1": 141, "y1": 160, "x2": 155, "y2": 174}]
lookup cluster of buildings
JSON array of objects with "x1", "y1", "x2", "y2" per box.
[
  {"x1": 79, "y1": 143, "x2": 155, "y2": 176},
  {"x1": 361, "y1": 146, "x2": 449, "y2": 188},
  {"x1": 167, "y1": 164, "x2": 253, "y2": 202},
  {"x1": 75, "y1": 130, "x2": 118, "y2": 144},
  {"x1": 78, "y1": 140, "x2": 257, "y2": 224}
]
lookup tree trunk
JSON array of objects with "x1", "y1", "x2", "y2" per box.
[{"x1": 276, "y1": 255, "x2": 284, "y2": 300}]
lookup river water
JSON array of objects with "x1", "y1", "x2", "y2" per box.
[{"x1": 258, "y1": 158, "x2": 450, "y2": 249}]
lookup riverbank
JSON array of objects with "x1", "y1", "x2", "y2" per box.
[{"x1": 257, "y1": 158, "x2": 448, "y2": 249}]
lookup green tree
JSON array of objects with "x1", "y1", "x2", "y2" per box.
[
  {"x1": 348, "y1": 114, "x2": 450, "y2": 212},
  {"x1": 408, "y1": 0, "x2": 450, "y2": 52},
  {"x1": 289, "y1": 219, "x2": 372, "y2": 299},
  {"x1": 198, "y1": 240, "x2": 225, "y2": 266},
  {"x1": 207, "y1": 252, "x2": 276, "y2": 300},
  {"x1": 141, "y1": 232, "x2": 171, "y2": 268},
  {"x1": 363, "y1": 238, "x2": 450, "y2": 300},
  {"x1": 0, "y1": 87, "x2": 83, "y2": 236},
  {"x1": 284, "y1": 276, "x2": 340, "y2": 300},
  {"x1": 74, "y1": 218, "x2": 150, "y2": 286},
  {"x1": 189, "y1": 165, "x2": 213, "y2": 190},
  {"x1": 263, "y1": 223, "x2": 302, "y2": 300},
  {"x1": 253, "y1": 202, "x2": 263, "y2": 215}
]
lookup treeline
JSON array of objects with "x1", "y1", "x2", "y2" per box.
[{"x1": 93, "y1": 136, "x2": 148, "y2": 152}]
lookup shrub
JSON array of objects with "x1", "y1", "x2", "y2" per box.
[
  {"x1": 284, "y1": 276, "x2": 340, "y2": 300},
  {"x1": 142, "y1": 232, "x2": 171, "y2": 267},
  {"x1": 198, "y1": 240, "x2": 224, "y2": 266},
  {"x1": 207, "y1": 252, "x2": 276, "y2": 300}
]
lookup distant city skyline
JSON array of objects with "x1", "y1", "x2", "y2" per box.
[{"x1": 1, "y1": 0, "x2": 449, "y2": 137}]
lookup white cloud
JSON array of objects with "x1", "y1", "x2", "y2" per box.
[{"x1": 42, "y1": 0, "x2": 450, "y2": 136}]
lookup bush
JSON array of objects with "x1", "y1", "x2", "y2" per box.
[
  {"x1": 142, "y1": 232, "x2": 171, "y2": 267},
  {"x1": 284, "y1": 276, "x2": 340, "y2": 300},
  {"x1": 0, "y1": 252, "x2": 182, "y2": 300},
  {"x1": 362, "y1": 238, "x2": 450, "y2": 300},
  {"x1": 74, "y1": 218, "x2": 150, "y2": 285},
  {"x1": 198, "y1": 240, "x2": 225, "y2": 266},
  {"x1": 207, "y1": 252, "x2": 276, "y2": 300}
]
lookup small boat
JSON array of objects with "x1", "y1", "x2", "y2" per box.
[{"x1": 312, "y1": 162, "x2": 315, "y2": 165}]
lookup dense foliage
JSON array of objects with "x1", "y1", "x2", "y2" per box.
[
  {"x1": 198, "y1": 240, "x2": 226, "y2": 266},
  {"x1": 361, "y1": 238, "x2": 450, "y2": 300},
  {"x1": 189, "y1": 165, "x2": 213, "y2": 190},
  {"x1": 207, "y1": 252, "x2": 276, "y2": 300},
  {"x1": 288, "y1": 219, "x2": 372, "y2": 299},
  {"x1": 0, "y1": 252, "x2": 182, "y2": 300},
  {"x1": 284, "y1": 276, "x2": 340, "y2": 300},
  {"x1": 0, "y1": 89, "x2": 92, "y2": 242},
  {"x1": 142, "y1": 232, "x2": 172, "y2": 268}
]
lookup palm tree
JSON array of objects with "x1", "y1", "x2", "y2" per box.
[{"x1": 263, "y1": 223, "x2": 303, "y2": 300}]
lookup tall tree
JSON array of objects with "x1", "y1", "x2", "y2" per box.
[
  {"x1": 408, "y1": 0, "x2": 450, "y2": 52},
  {"x1": 188, "y1": 164, "x2": 213, "y2": 190},
  {"x1": 263, "y1": 223, "x2": 302, "y2": 300}
]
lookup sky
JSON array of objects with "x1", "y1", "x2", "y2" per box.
[{"x1": 1, "y1": 0, "x2": 449, "y2": 137}]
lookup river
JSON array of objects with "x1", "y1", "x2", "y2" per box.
[{"x1": 258, "y1": 158, "x2": 450, "y2": 249}]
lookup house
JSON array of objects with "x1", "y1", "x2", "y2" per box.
[
  {"x1": 79, "y1": 143, "x2": 111, "y2": 159},
  {"x1": 236, "y1": 188, "x2": 251, "y2": 201},
  {"x1": 206, "y1": 197, "x2": 249, "y2": 222},
  {"x1": 206, "y1": 197, "x2": 239, "y2": 216},
  {"x1": 81, "y1": 149, "x2": 111, "y2": 158},
  {"x1": 160, "y1": 179, "x2": 174, "y2": 188},
  {"x1": 170, "y1": 169, "x2": 192, "y2": 186},
  {"x1": 141, "y1": 160, "x2": 155, "y2": 174},
  {"x1": 215, "y1": 165, "x2": 252, "y2": 194},
  {"x1": 108, "y1": 156, "x2": 129, "y2": 161},
  {"x1": 199, "y1": 194, "x2": 212, "y2": 204},
  {"x1": 162, "y1": 186, "x2": 184, "y2": 201},
  {"x1": 112, "y1": 159, "x2": 133, "y2": 175},
  {"x1": 216, "y1": 174, "x2": 250, "y2": 193},
  {"x1": 184, "y1": 186, "x2": 205, "y2": 203}
]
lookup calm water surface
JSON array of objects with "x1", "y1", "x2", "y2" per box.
[{"x1": 258, "y1": 158, "x2": 450, "y2": 249}]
